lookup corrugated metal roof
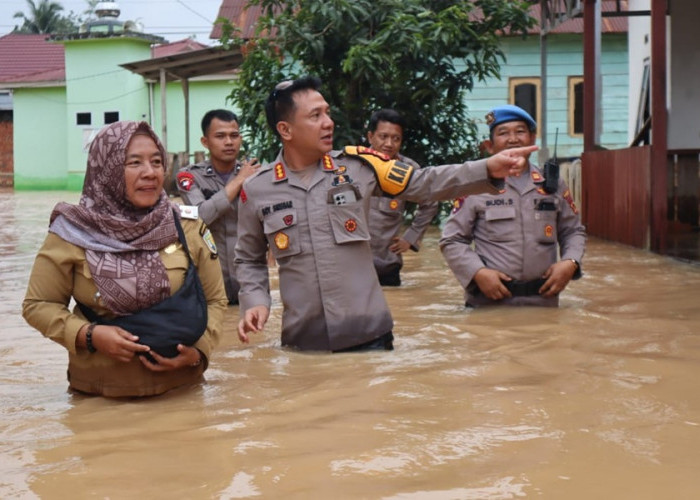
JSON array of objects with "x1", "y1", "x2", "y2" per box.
[
  {"x1": 210, "y1": 1, "x2": 266, "y2": 40},
  {"x1": 152, "y1": 38, "x2": 210, "y2": 58},
  {"x1": 0, "y1": 33, "x2": 65, "y2": 83},
  {"x1": 209, "y1": 0, "x2": 629, "y2": 41},
  {"x1": 529, "y1": 1, "x2": 628, "y2": 34}
]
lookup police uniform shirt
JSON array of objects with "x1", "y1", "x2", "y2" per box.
[{"x1": 234, "y1": 147, "x2": 500, "y2": 351}]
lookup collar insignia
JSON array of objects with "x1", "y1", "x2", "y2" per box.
[
  {"x1": 274, "y1": 162, "x2": 287, "y2": 182},
  {"x1": 322, "y1": 154, "x2": 335, "y2": 171}
]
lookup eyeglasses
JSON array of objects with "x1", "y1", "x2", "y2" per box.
[{"x1": 271, "y1": 80, "x2": 294, "y2": 100}]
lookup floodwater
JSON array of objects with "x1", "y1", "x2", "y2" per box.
[{"x1": 2, "y1": 190, "x2": 700, "y2": 500}]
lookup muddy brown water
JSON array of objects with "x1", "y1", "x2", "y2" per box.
[{"x1": 2, "y1": 190, "x2": 700, "y2": 499}]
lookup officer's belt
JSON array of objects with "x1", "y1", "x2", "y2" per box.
[{"x1": 503, "y1": 278, "x2": 546, "y2": 296}]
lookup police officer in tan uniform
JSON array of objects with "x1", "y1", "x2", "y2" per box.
[
  {"x1": 177, "y1": 109, "x2": 260, "y2": 304},
  {"x1": 235, "y1": 77, "x2": 537, "y2": 352},
  {"x1": 440, "y1": 105, "x2": 586, "y2": 307},
  {"x1": 366, "y1": 109, "x2": 439, "y2": 286}
]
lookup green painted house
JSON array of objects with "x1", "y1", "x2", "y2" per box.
[
  {"x1": 0, "y1": 10, "x2": 238, "y2": 190},
  {"x1": 466, "y1": 2, "x2": 628, "y2": 161}
]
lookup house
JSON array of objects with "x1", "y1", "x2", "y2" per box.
[
  {"x1": 0, "y1": 33, "x2": 65, "y2": 187},
  {"x1": 580, "y1": 0, "x2": 700, "y2": 262},
  {"x1": 0, "y1": 6, "x2": 239, "y2": 190},
  {"x1": 468, "y1": 1, "x2": 628, "y2": 161},
  {"x1": 212, "y1": 0, "x2": 629, "y2": 163},
  {"x1": 2, "y1": 0, "x2": 630, "y2": 192}
]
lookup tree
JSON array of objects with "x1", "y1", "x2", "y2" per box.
[
  {"x1": 222, "y1": 0, "x2": 535, "y2": 167},
  {"x1": 13, "y1": 0, "x2": 79, "y2": 34}
]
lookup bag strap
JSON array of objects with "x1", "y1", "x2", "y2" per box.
[
  {"x1": 77, "y1": 211, "x2": 195, "y2": 322},
  {"x1": 172, "y1": 208, "x2": 194, "y2": 266}
]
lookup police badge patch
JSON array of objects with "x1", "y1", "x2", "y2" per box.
[
  {"x1": 177, "y1": 171, "x2": 195, "y2": 191},
  {"x1": 202, "y1": 228, "x2": 218, "y2": 255},
  {"x1": 274, "y1": 231, "x2": 290, "y2": 250}
]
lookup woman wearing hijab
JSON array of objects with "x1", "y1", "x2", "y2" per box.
[{"x1": 23, "y1": 121, "x2": 228, "y2": 397}]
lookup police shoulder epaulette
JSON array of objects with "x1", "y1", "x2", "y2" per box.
[
  {"x1": 178, "y1": 204, "x2": 199, "y2": 220},
  {"x1": 343, "y1": 145, "x2": 414, "y2": 196}
]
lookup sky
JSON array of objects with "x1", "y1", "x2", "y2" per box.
[{"x1": 1, "y1": 0, "x2": 223, "y2": 45}]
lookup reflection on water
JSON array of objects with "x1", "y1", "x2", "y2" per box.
[{"x1": 2, "y1": 190, "x2": 700, "y2": 499}]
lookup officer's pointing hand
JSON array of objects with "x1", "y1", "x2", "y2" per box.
[{"x1": 486, "y1": 145, "x2": 538, "y2": 178}]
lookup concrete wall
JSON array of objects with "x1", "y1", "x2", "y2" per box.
[
  {"x1": 13, "y1": 87, "x2": 68, "y2": 190},
  {"x1": 62, "y1": 37, "x2": 152, "y2": 189},
  {"x1": 151, "y1": 78, "x2": 238, "y2": 160}
]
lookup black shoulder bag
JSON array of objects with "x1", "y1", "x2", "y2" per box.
[{"x1": 78, "y1": 214, "x2": 208, "y2": 358}]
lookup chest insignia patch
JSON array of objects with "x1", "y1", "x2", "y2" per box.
[
  {"x1": 344, "y1": 218, "x2": 358, "y2": 232},
  {"x1": 274, "y1": 231, "x2": 290, "y2": 250},
  {"x1": 283, "y1": 214, "x2": 294, "y2": 226},
  {"x1": 202, "y1": 228, "x2": 218, "y2": 255},
  {"x1": 544, "y1": 224, "x2": 553, "y2": 238},
  {"x1": 177, "y1": 171, "x2": 195, "y2": 191},
  {"x1": 389, "y1": 199, "x2": 399, "y2": 210},
  {"x1": 333, "y1": 167, "x2": 353, "y2": 186}
]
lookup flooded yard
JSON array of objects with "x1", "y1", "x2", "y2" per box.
[{"x1": 2, "y1": 190, "x2": 700, "y2": 499}]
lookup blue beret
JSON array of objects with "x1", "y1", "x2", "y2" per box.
[{"x1": 485, "y1": 105, "x2": 537, "y2": 131}]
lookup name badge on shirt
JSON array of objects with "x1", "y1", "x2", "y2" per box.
[{"x1": 179, "y1": 205, "x2": 199, "y2": 219}]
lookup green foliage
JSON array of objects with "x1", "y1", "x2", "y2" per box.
[
  {"x1": 13, "y1": 0, "x2": 80, "y2": 34},
  {"x1": 222, "y1": 0, "x2": 534, "y2": 165}
]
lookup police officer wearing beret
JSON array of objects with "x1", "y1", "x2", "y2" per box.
[
  {"x1": 440, "y1": 105, "x2": 586, "y2": 307},
  {"x1": 234, "y1": 77, "x2": 538, "y2": 352},
  {"x1": 176, "y1": 109, "x2": 260, "y2": 304}
]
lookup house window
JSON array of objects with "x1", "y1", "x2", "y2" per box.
[
  {"x1": 76, "y1": 112, "x2": 91, "y2": 126},
  {"x1": 568, "y1": 76, "x2": 584, "y2": 137},
  {"x1": 104, "y1": 111, "x2": 119, "y2": 124},
  {"x1": 509, "y1": 78, "x2": 541, "y2": 134}
]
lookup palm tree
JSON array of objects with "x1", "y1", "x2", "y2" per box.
[{"x1": 13, "y1": 0, "x2": 75, "y2": 34}]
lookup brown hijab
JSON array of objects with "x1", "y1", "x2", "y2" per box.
[{"x1": 50, "y1": 121, "x2": 178, "y2": 315}]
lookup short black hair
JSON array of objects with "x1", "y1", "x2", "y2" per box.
[
  {"x1": 264, "y1": 76, "x2": 323, "y2": 138},
  {"x1": 201, "y1": 109, "x2": 239, "y2": 136},
  {"x1": 367, "y1": 108, "x2": 406, "y2": 133}
]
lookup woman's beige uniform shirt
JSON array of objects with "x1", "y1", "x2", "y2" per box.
[{"x1": 23, "y1": 216, "x2": 228, "y2": 397}]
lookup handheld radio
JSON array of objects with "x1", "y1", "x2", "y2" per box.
[{"x1": 543, "y1": 128, "x2": 559, "y2": 194}]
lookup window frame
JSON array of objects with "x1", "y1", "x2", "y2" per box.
[
  {"x1": 104, "y1": 111, "x2": 120, "y2": 124},
  {"x1": 76, "y1": 112, "x2": 92, "y2": 127},
  {"x1": 508, "y1": 77, "x2": 541, "y2": 138},
  {"x1": 568, "y1": 76, "x2": 584, "y2": 137}
]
